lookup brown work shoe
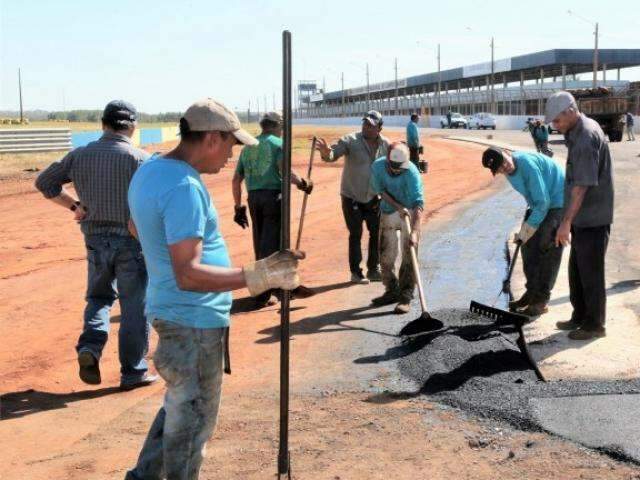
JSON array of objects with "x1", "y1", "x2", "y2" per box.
[
  {"x1": 509, "y1": 292, "x2": 531, "y2": 312},
  {"x1": 394, "y1": 302, "x2": 411, "y2": 314},
  {"x1": 518, "y1": 302, "x2": 549, "y2": 317},
  {"x1": 78, "y1": 350, "x2": 101, "y2": 385},
  {"x1": 568, "y1": 327, "x2": 606, "y2": 340},
  {"x1": 556, "y1": 319, "x2": 582, "y2": 331}
]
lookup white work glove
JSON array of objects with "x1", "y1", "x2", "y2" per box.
[
  {"x1": 243, "y1": 250, "x2": 304, "y2": 296},
  {"x1": 514, "y1": 222, "x2": 537, "y2": 244}
]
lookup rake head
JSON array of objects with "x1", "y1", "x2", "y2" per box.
[{"x1": 469, "y1": 300, "x2": 528, "y2": 327}]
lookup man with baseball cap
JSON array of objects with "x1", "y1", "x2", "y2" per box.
[
  {"x1": 232, "y1": 111, "x2": 313, "y2": 308},
  {"x1": 35, "y1": 100, "x2": 156, "y2": 391},
  {"x1": 544, "y1": 91, "x2": 614, "y2": 340},
  {"x1": 126, "y1": 98, "x2": 303, "y2": 479},
  {"x1": 316, "y1": 110, "x2": 389, "y2": 284},
  {"x1": 369, "y1": 142, "x2": 424, "y2": 314},
  {"x1": 482, "y1": 147, "x2": 565, "y2": 317}
]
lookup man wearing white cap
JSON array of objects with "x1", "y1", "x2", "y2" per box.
[
  {"x1": 232, "y1": 111, "x2": 313, "y2": 308},
  {"x1": 369, "y1": 142, "x2": 424, "y2": 314},
  {"x1": 544, "y1": 91, "x2": 614, "y2": 340},
  {"x1": 126, "y1": 98, "x2": 303, "y2": 479},
  {"x1": 316, "y1": 110, "x2": 390, "y2": 284}
]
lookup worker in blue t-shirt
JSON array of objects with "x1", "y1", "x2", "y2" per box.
[
  {"x1": 482, "y1": 147, "x2": 565, "y2": 317},
  {"x1": 126, "y1": 98, "x2": 303, "y2": 480},
  {"x1": 369, "y1": 142, "x2": 424, "y2": 314},
  {"x1": 406, "y1": 113, "x2": 422, "y2": 171}
]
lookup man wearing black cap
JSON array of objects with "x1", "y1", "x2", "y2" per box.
[
  {"x1": 36, "y1": 100, "x2": 156, "y2": 390},
  {"x1": 316, "y1": 110, "x2": 389, "y2": 284},
  {"x1": 482, "y1": 147, "x2": 565, "y2": 317}
]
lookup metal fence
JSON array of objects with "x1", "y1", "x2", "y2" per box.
[{"x1": 0, "y1": 129, "x2": 72, "y2": 153}]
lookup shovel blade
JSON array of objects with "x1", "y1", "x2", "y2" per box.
[{"x1": 399, "y1": 313, "x2": 444, "y2": 336}]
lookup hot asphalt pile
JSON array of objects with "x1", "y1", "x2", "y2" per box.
[{"x1": 375, "y1": 187, "x2": 640, "y2": 462}]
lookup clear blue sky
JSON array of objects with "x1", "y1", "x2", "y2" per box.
[{"x1": 1, "y1": 0, "x2": 638, "y2": 113}]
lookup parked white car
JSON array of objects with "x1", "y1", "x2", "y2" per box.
[
  {"x1": 440, "y1": 112, "x2": 468, "y2": 129},
  {"x1": 468, "y1": 113, "x2": 496, "y2": 130}
]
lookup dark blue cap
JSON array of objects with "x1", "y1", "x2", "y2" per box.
[{"x1": 102, "y1": 100, "x2": 137, "y2": 126}]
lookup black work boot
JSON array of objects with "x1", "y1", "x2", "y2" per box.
[
  {"x1": 556, "y1": 319, "x2": 582, "y2": 331},
  {"x1": 509, "y1": 291, "x2": 531, "y2": 312},
  {"x1": 371, "y1": 290, "x2": 400, "y2": 306}
]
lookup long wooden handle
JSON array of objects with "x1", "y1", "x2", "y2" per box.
[
  {"x1": 404, "y1": 216, "x2": 428, "y2": 313},
  {"x1": 294, "y1": 136, "x2": 316, "y2": 251}
]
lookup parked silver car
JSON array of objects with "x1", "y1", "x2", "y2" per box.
[{"x1": 468, "y1": 112, "x2": 496, "y2": 130}]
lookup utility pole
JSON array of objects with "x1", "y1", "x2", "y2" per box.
[
  {"x1": 264, "y1": 94, "x2": 267, "y2": 113},
  {"x1": 257, "y1": 97, "x2": 260, "y2": 117},
  {"x1": 437, "y1": 44, "x2": 442, "y2": 116},
  {"x1": 18, "y1": 68, "x2": 24, "y2": 123},
  {"x1": 490, "y1": 37, "x2": 495, "y2": 114},
  {"x1": 593, "y1": 22, "x2": 599, "y2": 89},
  {"x1": 341, "y1": 71, "x2": 345, "y2": 118},
  {"x1": 366, "y1": 62, "x2": 370, "y2": 112},
  {"x1": 273, "y1": 92, "x2": 276, "y2": 111},
  {"x1": 394, "y1": 57, "x2": 399, "y2": 116},
  {"x1": 248, "y1": 100, "x2": 251, "y2": 123}
]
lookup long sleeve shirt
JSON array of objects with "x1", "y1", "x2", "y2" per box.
[
  {"x1": 406, "y1": 121, "x2": 420, "y2": 148},
  {"x1": 370, "y1": 158, "x2": 424, "y2": 214},
  {"x1": 507, "y1": 151, "x2": 565, "y2": 228},
  {"x1": 322, "y1": 131, "x2": 389, "y2": 203},
  {"x1": 35, "y1": 132, "x2": 149, "y2": 237}
]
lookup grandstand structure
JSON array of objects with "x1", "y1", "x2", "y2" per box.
[{"x1": 300, "y1": 49, "x2": 640, "y2": 118}]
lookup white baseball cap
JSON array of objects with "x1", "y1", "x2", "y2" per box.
[
  {"x1": 183, "y1": 98, "x2": 258, "y2": 146},
  {"x1": 388, "y1": 142, "x2": 411, "y2": 169}
]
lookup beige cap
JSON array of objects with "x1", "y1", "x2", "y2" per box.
[
  {"x1": 183, "y1": 98, "x2": 258, "y2": 146},
  {"x1": 261, "y1": 111, "x2": 283, "y2": 123}
]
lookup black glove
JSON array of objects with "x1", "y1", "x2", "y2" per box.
[
  {"x1": 234, "y1": 205, "x2": 249, "y2": 229},
  {"x1": 297, "y1": 178, "x2": 314, "y2": 195}
]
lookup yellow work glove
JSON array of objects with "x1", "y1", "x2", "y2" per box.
[{"x1": 243, "y1": 251, "x2": 304, "y2": 296}]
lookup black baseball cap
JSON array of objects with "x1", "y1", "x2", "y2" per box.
[
  {"x1": 102, "y1": 100, "x2": 137, "y2": 127},
  {"x1": 481, "y1": 147, "x2": 504, "y2": 175}
]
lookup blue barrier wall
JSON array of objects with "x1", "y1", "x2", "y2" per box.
[
  {"x1": 71, "y1": 131, "x2": 102, "y2": 148},
  {"x1": 140, "y1": 128, "x2": 163, "y2": 145}
]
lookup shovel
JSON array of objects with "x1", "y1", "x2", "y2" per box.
[{"x1": 399, "y1": 215, "x2": 444, "y2": 336}]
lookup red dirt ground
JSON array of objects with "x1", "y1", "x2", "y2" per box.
[{"x1": 1, "y1": 127, "x2": 636, "y2": 479}]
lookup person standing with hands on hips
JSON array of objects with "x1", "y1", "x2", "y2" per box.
[
  {"x1": 315, "y1": 110, "x2": 389, "y2": 284},
  {"x1": 545, "y1": 91, "x2": 614, "y2": 340}
]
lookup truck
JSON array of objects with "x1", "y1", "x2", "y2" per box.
[{"x1": 570, "y1": 87, "x2": 628, "y2": 142}]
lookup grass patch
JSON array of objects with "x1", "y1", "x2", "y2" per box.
[
  {"x1": 0, "y1": 150, "x2": 64, "y2": 178},
  {"x1": 0, "y1": 121, "x2": 179, "y2": 132}
]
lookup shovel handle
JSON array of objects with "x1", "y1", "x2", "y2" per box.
[
  {"x1": 404, "y1": 216, "x2": 428, "y2": 314},
  {"x1": 295, "y1": 136, "x2": 316, "y2": 251}
]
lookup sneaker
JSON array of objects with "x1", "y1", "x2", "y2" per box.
[
  {"x1": 120, "y1": 373, "x2": 160, "y2": 391},
  {"x1": 78, "y1": 350, "x2": 101, "y2": 385},
  {"x1": 351, "y1": 272, "x2": 370, "y2": 284},
  {"x1": 518, "y1": 302, "x2": 549, "y2": 317},
  {"x1": 366, "y1": 269, "x2": 382, "y2": 282},
  {"x1": 394, "y1": 302, "x2": 411, "y2": 314},
  {"x1": 371, "y1": 290, "x2": 400, "y2": 306},
  {"x1": 556, "y1": 319, "x2": 582, "y2": 331},
  {"x1": 568, "y1": 327, "x2": 606, "y2": 340},
  {"x1": 509, "y1": 292, "x2": 531, "y2": 312}
]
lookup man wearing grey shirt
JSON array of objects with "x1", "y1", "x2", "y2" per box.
[
  {"x1": 35, "y1": 100, "x2": 157, "y2": 389},
  {"x1": 316, "y1": 111, "x2": 390, "y2": 284},
  {"x1": 545, "y1": 91, "x2": 614, "y2": 340}
]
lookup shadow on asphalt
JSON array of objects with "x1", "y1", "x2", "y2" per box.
[
  {"x1": 0, "y1": 388, "x2": 121, "y2": 420},
  {"x1": 255, "y1": 305, "x2": 397, "y2": 344},
  {"x1": 547, "y1": 279, "x2": 640, "y2": 307}
]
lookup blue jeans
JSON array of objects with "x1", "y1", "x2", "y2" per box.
[
  {"x1": 76, "y1": 234, "x2": 149, "y2": 384},
  {"x1": 126, "y1": 320, "x2": 224, "y2": 480}
]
